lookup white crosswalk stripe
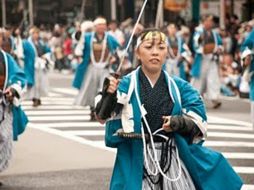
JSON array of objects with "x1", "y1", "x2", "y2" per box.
[{"x1": 23, "y1": 88, "x2": 254, "y2": 188}]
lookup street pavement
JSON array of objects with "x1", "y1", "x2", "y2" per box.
[{"x1": 0, "y1": 71, "x2": 254, "y2": 190}]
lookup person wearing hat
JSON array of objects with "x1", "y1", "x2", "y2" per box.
[
  {"x1": 191, "y1": 15, "x2": 223, "y2": 109},
  {"x1": 0, "y1": 29, "x2": 28, "y2": 185},
  {"x1": 73, "y1": 16, "x2": 120, "y2": 120},
  {"x1": 23, "y1": 26, "x2": 51, "y2": 107},
  {"x1": 241, "y1": 29, "x2": 254, "y2": 129}
]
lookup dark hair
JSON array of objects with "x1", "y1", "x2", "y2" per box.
[
  {"x1": 232, "y1": 14, "x2": 239, "y2": 20},
  {"x1": 109, "y1": 20, "x2": 118, "y2": 25},
  {"x1": 201, "y1": 14, "x2": 214, "y2": 22},
  {"x1": 74, "y1": 31, "x2": 82, "y2": 41},
  {"x1": 4, "y1": 25, "x2": 12, "y2": 31}
]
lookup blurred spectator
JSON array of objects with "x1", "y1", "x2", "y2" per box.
[
  {"x1": 220, "y1": 55, "x2": 241, "y2": 96},
  {"x1": 62, "y1": 32, "x2": 72, "y2": 70},
  {"x1": 108, "y1": 20, "x2": 125, "y2": 47},
  {"x1": 48, "y1": 24, "x2": 64, "y2": 71},
  {"x1": 220, "y1": 29, "x2": 233, "y2": 54}
]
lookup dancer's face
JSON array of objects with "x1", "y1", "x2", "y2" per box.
[
  {"x1": 167, "y1": 24, "x2": 177, "y2": 36},
  {"x1": 136, "y1": 31, "x2": 168, "y2": 74},
  {"x1": 32, "y1": 31, "x2": 40, "y2": 41},
  {"x1": 95, "y1": 24, "x2": 107, "y2": 35},
  {"x1": 203, "y1": 17, "x2": 214, "y2": 30}
]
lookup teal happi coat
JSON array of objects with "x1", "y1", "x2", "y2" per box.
[
  {"x1": 22, "y1": 38, "x2": 51, "y2": 87},
  {"x1": 72, "y1": 32, "x2": 120, "y2": 89},
  {"x1": 1, "y1": 50, "x2": 28, "y2": 140},
  {"x1": 241, "y1": 28, "x2": 254, "y2": 101},
  {"x1": 191, "y1": 28, "x2": 223, "y2": 78},
  {"x1": 105, "y1": 67, "x2": 207, "y2": 190}
]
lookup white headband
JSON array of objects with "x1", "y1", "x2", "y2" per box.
[
  {"x1": 94, "y1": 18, "x2": 107, "y2": 26},
  {"x1": 135, "y1": 31, "x2": 169, "y2": 49}
]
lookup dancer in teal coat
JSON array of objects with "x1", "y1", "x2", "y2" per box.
[
  {"x1": 191, "y1": 15, "x2": 223, "y2": 109},
  {"x1": 241, "y1": 28, "x2": 254, "y2": 128},
  {"x1": 95, "y1": 29, "x2": 242, "y2": 190},
  {"x1": 72, "y1": 31, "x2": 119, "y2": 89},
  {"x1": 23, "y1": 27, "x2": 51, "y2": 107},
  {"x1": 0, "y1": 30, "x2": 28, "y2": 181},
  {"x1": 73, "y1": 17, "x2": 119, "y2": 120},
  {"x1": 3, "y1": 51, "x2": 28, "y2": 140}
]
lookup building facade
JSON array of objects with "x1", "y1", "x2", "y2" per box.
[{"x1": 1, "y1": 0, "x2": 253, "y2": 27}]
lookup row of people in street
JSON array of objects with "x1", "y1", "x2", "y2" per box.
[{"x1": 4, "y1": 15, "x2": 252, "y2": 102}]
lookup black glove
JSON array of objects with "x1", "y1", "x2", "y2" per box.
[
  {"x1": 95, "y1": 77, "x2": 118, "y2": 120},
  {"x1": 170, "y1": 115, "x2": 201, "y2": 143}
]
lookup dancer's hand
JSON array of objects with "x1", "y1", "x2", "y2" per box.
[
  {"x1": 162, "y1": 116, "x2": 173, "y2": 132},
  {"x1": 106, "y1": 76, "x2": 120, "y2": 94},
  {"x1": 4, "y1": 87, "x2": 14, "y2": 103},
  {"x1": 109, "y1": 56, "x2": 117, "y2": 65}
]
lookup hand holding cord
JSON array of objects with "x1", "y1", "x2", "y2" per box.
[{"x1": 162, "y1": 115, "x2": 201, "y2": 144}]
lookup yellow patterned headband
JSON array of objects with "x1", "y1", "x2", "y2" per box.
[{"x1": 136, "y1": 31, "x2": 168, "y2": 48}]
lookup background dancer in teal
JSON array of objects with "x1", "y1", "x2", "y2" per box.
[
  {"x1": 241, "y1": 28, "x2": 254, "y2": 129},
  {"x1": 191, "y1": 15, "x2": 223, "y2": 109},
  {"x1": 73, "y1": 17, "x2": 119, "y2": 120},
  {"x1": 0, "y1": 29, "x2": 28, "y2": 185},
  {"x1": 23, "y1": 27, "x2": 51, "y2": 107}
]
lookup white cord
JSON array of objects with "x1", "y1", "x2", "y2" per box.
[
  {"x1": 141, "y1": 126, "x2": 158, "y2": 176},
  {"x1": 90, "y1": 32, "x2": 108, "y2": 66},
  {"x1": 152, "y1": 128, "x2": 164, "y2": 135}
]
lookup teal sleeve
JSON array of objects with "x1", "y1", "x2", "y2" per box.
[
  {"x1": 241, "y1": 29, "x2": 254, "y2": 51},
  {"x1": 173, "y1": 76, "x2": 207, "y2": 122},
  {"x1": 7, "y1": 54, "x2": 27, "y2": 88}
]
